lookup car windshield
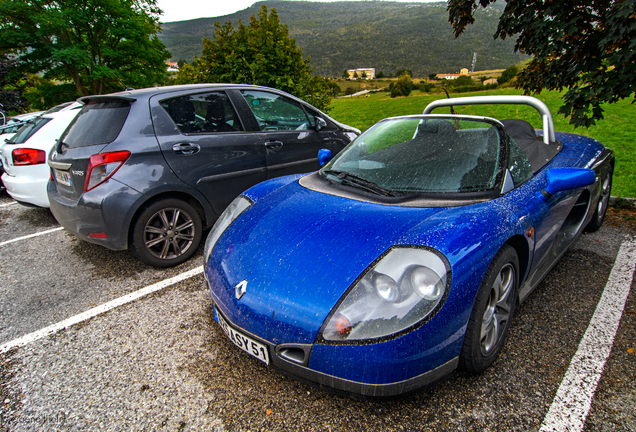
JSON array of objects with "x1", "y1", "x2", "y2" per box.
[{"x1": 321, "y1": 116, "x2": 502, "y2": 194}]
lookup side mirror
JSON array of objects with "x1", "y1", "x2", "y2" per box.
[
  {"x1": 537, "y1": 168, "x2": 596, "y2": 202},
  {"x1": 315, "y1": 117, "x2": 328, "y2": 131},
  {"x1": 318, "y1": 148, "x2": 332, "y2": 166}
]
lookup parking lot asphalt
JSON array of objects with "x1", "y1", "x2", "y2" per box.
[{"x1": 0, "y1": 191, "x2": 634, "y2": 432}]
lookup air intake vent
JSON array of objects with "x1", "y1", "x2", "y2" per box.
[{"x1": 275, "y1": 344, "x2": 313, "y2": 366}]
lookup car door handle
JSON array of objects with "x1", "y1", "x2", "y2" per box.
[
  {"x1": 265, "y1": 140, "x2": 284, "y2": 149},
  {"x1": 172, "y1": 143, "x2": 200, "y2": 155}
]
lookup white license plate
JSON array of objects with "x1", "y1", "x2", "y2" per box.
[
  {"x1": 217, "y1": 310, "x2": 269, "y2": 365},
  {"x1": 54, "y1": 169, "x2": 72, "y2": 187}
]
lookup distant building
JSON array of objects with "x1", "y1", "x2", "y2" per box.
[
  {"x1": 347, "y1": 68, "x2": 376, "y2": 80},
  {"x1": 166, "y1": 62, "x2": 179, "y2": 72},
  {"x1": 436, "y1": 68, "x2": 470, "y2": 80},
  {"x1": 436, "y1": 73, "x2": 460, "y2": 80}
]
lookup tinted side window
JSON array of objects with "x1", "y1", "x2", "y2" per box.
[
  {"x1": 240, "y1": 90, "x2": 311, "y2": 131},
  {"x1": 8, "y1": 117, "x2": 51, "y2": 144},
  {"x1": 508, "y1": 137, "x2": 534, "y2": 185},
  {"x1": 160, "y1": 92, "x2": 242, "y2": 134},
  {"x1": 61, "y1": 101, "x2": 130, "y2": 148}
]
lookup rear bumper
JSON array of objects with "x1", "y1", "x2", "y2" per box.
[
  {"x1": 2, "y1": 166, "x2": 50, "y2": 208},
  {"x1": 47, "y1": 178, "x2": 143, "y2": 251}
]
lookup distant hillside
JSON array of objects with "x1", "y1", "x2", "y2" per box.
[{"x1": 158, "y1": 1, "x2": 528, "y2": 78}]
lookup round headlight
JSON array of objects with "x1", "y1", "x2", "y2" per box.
[
  {"x1": 410, "y1": 266, "x2": 444, "y2": 300},
  {"x1": 321, "y1": 246, "x2": 451, "y2": 342},
  {"x1": 374, "y1": 273, "x2": 399, "y2": 302}
]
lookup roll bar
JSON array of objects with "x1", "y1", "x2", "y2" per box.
[{"x1": 423, "y1": 95, "x2": 555, "y2": 144}]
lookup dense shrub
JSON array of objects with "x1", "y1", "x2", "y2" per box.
[
  {"x1": 390, "y1": 74, "x2": 413, "y2": 98},
  {"x1": 498, "y1": 65, "x2": 519, "y2": 84},
  {"x1": 419, "y1": 82, "x2": 434, "y2": 93},
  {"x1": 449, "y1": 75, "x2": 474, "y2": 87}
]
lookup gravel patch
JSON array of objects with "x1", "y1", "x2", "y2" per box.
[
  {"x1": 1, "y1": 278, "x2": 225, "y2": 431},
  {"x1": 0, "y1": 205, "x2": 633, "y2": 431}
]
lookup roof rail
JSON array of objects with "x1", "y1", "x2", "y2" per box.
[{"x1": 423, "y1": 95, "x2": 555, "y2": 144}]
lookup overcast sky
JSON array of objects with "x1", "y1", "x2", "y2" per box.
[{"x1": 157, "y1": 0, "x2": 442, "y2": 23}]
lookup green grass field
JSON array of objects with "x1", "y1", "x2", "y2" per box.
[{"x1": 329, "y1": 89, "x2": 636, "y2": 198}]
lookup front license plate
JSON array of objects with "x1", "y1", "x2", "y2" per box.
[
  {"x1": 217, "y1": 310, "x2": 269, "y2": 365},
  {"x1": 54, "y1": 169, "x2": 72, "y2": 187}
]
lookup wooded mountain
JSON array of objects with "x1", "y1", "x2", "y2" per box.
[{"x1": 158, "y1": 1, "x2": 528, "y2": 78}]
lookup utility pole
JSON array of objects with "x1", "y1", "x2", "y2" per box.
[{"x1": 471, "y1": 52, "x2": 477, "y2": 73}]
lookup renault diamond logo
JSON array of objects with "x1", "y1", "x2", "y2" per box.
[{"x1": 235, "y1": 280, "x2": 248, "y2": 300}]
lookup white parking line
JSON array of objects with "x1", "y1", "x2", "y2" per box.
[
  {"x1": 0, "y1": 201, "x2": 17, "y2": 207},
  {"x1": 0, "y1": 266, "x2": 204, "y2": 353},
  {"x1": 540, "y1": 238, "x2": 636, "y2": 432},
  {"x1": 0, "y1": 226, "x2": 64, "y2": 247}
]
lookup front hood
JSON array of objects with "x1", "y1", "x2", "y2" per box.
[{"x1": 206, "y1": 178, "x2": 506, "y2": 345}]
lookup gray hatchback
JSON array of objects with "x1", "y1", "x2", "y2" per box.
[{"x1": 47, "y1": 84, "x2": 359, "y2": 267}]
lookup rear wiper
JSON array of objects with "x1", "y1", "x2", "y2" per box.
[
  {"x1": 322, "y1": 169, "x2": 398, "y2": 197},
  {"x1": 55, "y1": 139, "x2": 69, "y2": 152}
]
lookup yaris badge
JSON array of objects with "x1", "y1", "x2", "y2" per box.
[{"x1": 235, "y1": 280, "x2": 247, "y2": 300}]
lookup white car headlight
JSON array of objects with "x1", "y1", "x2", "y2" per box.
[
  {"x1": 321, "y1": 246, "x2": 450, "y2": 342},
  {"x1": 203, "y1": 195, "x2": 252, "y2": 266}
]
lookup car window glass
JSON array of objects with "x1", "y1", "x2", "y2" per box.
[
  {"x1": 7, "y1": 117, "x2": 51, "y2": 144},
  {"x1": 240, "y1": 90, "x2": 311, "y2": 131},
  {"x1": 507, "y1": 137, "x2": 534, "y2": 185},
  {"x1": 160, "y1": 92, "x2": 242, "y2": 134},
  {"x1": 61, "y1": 101, "x2": 130, "y2": 148},
  {"x1": 324, "y1": 117, "x2": 502, "y2": 193}
]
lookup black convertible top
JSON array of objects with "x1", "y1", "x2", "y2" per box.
[{"x1": 501, "y1": 119, "x2": 562, "y2": 173}]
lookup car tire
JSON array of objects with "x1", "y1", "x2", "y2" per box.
[
  {"x1": 460, "y1": 244, "x2": 519, "y2": 373},
  {"x1": 585, "y1": 166, "x2": 613, "y2": 233},
  {"x1": 130, "y1": 198, "x2": 202, "y2": 268}
]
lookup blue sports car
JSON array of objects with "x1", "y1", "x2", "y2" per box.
[{"x1": 203, "y1": 96, "x2": 614, "y2": 397}]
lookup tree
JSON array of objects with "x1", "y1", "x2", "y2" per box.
[
  {"x1": 0, "y1": 0, "x2": 170, "y2": 97},
  {"x1": 448, "y1": 0, "x2": 636, "y2": 127},
  {"x1": 0, "y1": 54, "x2": 29, "y2": 114},
  {"x1": 193, "y1": 6, "x2": 332, "y2": 110},
  {"x1": 23, "y1": 75, "x2": 79, "y2": 110},
  {"x1": 498, "y1": 65, "x2": 518, "y2": 85}
]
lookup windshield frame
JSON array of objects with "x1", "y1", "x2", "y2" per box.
[{"x1": 318, "y1": 114, "x2": 510, "y2": 202}]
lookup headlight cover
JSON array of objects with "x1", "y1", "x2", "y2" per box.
[
  {"x1": 203, "y1": 195, "x2": 253, "y2": 266},
  {"x1": 320, "y1": 246, "x2": 450, "y2": 342}
]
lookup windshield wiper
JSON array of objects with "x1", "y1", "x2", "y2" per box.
[
  {"x1": 55, "y1": 139, "x2": 69, "y2": 152},
  {"x1": 322, "y1": 169, "x2": 398, "y2": 197}
]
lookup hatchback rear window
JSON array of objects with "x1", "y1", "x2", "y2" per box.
[
  {"x1": 60, "y1": 101, "x2": 130, "y2": 148},
  {"x1": 6, "y1": 117, "x2": 51, "y2": 144}
]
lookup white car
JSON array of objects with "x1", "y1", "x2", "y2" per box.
[{"x1": 0, "y1": 104, "x2": 81, "y2": 207}]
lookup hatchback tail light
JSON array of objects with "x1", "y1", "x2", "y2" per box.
[
  {"x1": 12, "y1": 148, "x2": 46, "y2": 166},
  {"x1": 84, "y1": 151, "x2": 131, "y2": 192}
]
